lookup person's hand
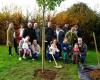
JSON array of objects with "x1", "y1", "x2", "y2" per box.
[{"x1": 57, "y1": 49, "x2": 59, "y2": 52}]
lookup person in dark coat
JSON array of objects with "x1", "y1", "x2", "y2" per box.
[
  {"x1": 74, "y1": 25, "x2": 82, "y2": 37},
  {"x1": 63, "y1": 24, "x2": 70, "y2": 35},
  {"x1": 54, "y1": 26, "x2": 64, "y2": 44},
  {"x1": 45, "y1": 22, "x2": 54, "y2": 58},
  {"x1": 23, "y1": 22, "x2": 37, "y2": 44},
  {"x1": 33, "y1": 23, "x2": 40, "y2": 44},
  {"x1": 45, "y1": 22, "x2": 54, "y2": 47},
  {"x1": 54, "y1": 25, "x2": 65, "y2": 57}
]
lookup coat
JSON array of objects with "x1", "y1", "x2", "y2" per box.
[
  {"x1": 7, "y1": 28, "x2": 14, "y2": 47},
  {"x1": 35, "y1": 28, "x2": 40, "y2": 43},
  {"x1": 65, "y1": 31, "x2": 78, "y2": 45},
  {"x1": 61, "y1": 42, "x2": 69, "y2": 52},
  {"x1": 23, "y1": 28, "x2": 37, "y2": 44},
  {"x1": 45, "y1": 27, "x2": 54, "y2": 42},
  {"x1": 54, "y1": 30, "x2": 64, "y2": 44}
]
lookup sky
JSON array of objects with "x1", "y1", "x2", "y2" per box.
[{"x1": 0, "y1": 0, "x2": 100, "y2": 15}]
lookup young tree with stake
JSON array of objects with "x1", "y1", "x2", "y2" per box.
[{"x1": 36, "y1": 0, "x2": 64, "y2": 72}]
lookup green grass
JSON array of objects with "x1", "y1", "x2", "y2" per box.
[
  {"x1": 0, "y1": 46, "x2": 99, "y2": 80},
  {"x1": 86, "y1": 50, "x2": 100, "y2": 65}
]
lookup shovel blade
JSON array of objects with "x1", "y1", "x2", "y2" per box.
[{"x1": 54, "y1": 65, "x2": 63, "y2": 69}]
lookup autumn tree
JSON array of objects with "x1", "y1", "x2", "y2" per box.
[
  {"x1": 52, "y1": 2, "x2": 100, "y2": 48},
  {"x1": 0, "y1": 7, "x2": 25, "y2": 44}
]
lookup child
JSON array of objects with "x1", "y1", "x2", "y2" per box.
[
  {"x1": 72, "y1": 43, "x2": 80, "y2": 64},
  {"x1": 61, "y1": 38, "x2": 69, "y2": 64},
  {"x1": 48, "y1": 39, "x2": 59, "y2": 62},
  {"x1": 31, "y1": 40, "x2": 40, "y2": 60},
  {"x1": 18, "y1": 38, "x2": 24, "y2": 60},
  {"x1": 19, "y1": 36, "x2": 31, "y2": 60}
]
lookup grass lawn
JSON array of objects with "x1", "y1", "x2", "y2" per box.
[{"x1": 0, "y1": 45, "x2": 100, "y2": 80}]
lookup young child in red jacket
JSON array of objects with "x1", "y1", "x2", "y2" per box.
[{"x1": 72, "y1": 43, "x2": 80, "y2": 64}]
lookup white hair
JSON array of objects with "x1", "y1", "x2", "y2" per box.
[{"x1": 78, "y1": 37, "x2": 82, "y2": 44}]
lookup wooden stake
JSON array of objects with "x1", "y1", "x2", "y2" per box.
[{"x1": 93, "y1": 32, "x2": 100, "y2": 65}]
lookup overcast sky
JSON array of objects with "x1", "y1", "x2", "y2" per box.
[{"x1": 0, "y1": 0, "x2": 100, "y2": 15}]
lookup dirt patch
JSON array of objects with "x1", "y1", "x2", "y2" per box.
[
  {"x1": 89, "y1": 69, "x2": 100, "y2": 80},
  {"x1": 34, "y1": 69, "x2": 56, "y2": 80}
]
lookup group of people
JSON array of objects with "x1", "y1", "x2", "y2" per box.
[
  {"x1": 6, "y1": 21, "x2": 87, "y2": 65},
  {"x1": 45, "y1": 22, "x2": 87, "y2": 65},
  {"x1": 7, "y1": 22, "x2": 40, "y2": 60}
]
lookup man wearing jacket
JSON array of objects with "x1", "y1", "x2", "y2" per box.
[{"x1": 23, "y1": 22, "x2": 37, "y2": 44}]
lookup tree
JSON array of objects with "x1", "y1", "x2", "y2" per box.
[
  {"x1": 0, "y1": 7, "x2": 25, "y2": 44},
  {"x1": 36, "y1": 0, "x2": 64, "y2": 72}
]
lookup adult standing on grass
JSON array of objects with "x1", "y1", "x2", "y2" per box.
[
  {"x1": 13, "y1": 29, "x2": 18, "y2": 55},
  {"x1": 23, "y1": 22, "x2": 37, "y2": 44},
  {"x1": 33, "y1": 22, "x2": 40, "y2": 44},
  {"x1": 7, "y1": 22, "x2": 15, "y2": 56},
  {"x1": 45, "y1": 22, "x2": 54, "y2": 46},
  {"x1": 45, "y1": 22, "x2": 54, "y2": 57}
]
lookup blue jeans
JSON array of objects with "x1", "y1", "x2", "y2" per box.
[
  {"x1": 32, "y1": 52, "x2": 38, "y2": 59},
  {"x1": 80, "y1": 54, "x2": 86, "y2": 64},
  {"x1": 46, "y1": 52, "x2": 59, "y2": 61}
]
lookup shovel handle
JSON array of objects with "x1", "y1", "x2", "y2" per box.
[{"x1": 51, "y1": 54, "x2": 58, "y2": 66}]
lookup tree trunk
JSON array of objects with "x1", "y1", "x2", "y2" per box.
[{"x1": 42, "y1": 5, "x2": 45, "y2": 73}]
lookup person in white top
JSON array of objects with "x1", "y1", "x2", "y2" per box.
[
  {"x1": 31, "y1": 40, "x2": 40, "y2": 60},
  {"x1": 48, "y1": 39, "x2": 60, "y2": 62},
  {"x1": 18, "y1": 38, "x2": 24, "y2": 60},
  {"x1": 19, "y1": 36, "x2": 31, "y2": 60}
]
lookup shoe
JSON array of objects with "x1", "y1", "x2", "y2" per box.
[
  {"x1": 19, "y1": 57, "x2": 22, "y2": 61},
  {"x1": 32, "y1": 59, "x2": 34, "y2": 61}
]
